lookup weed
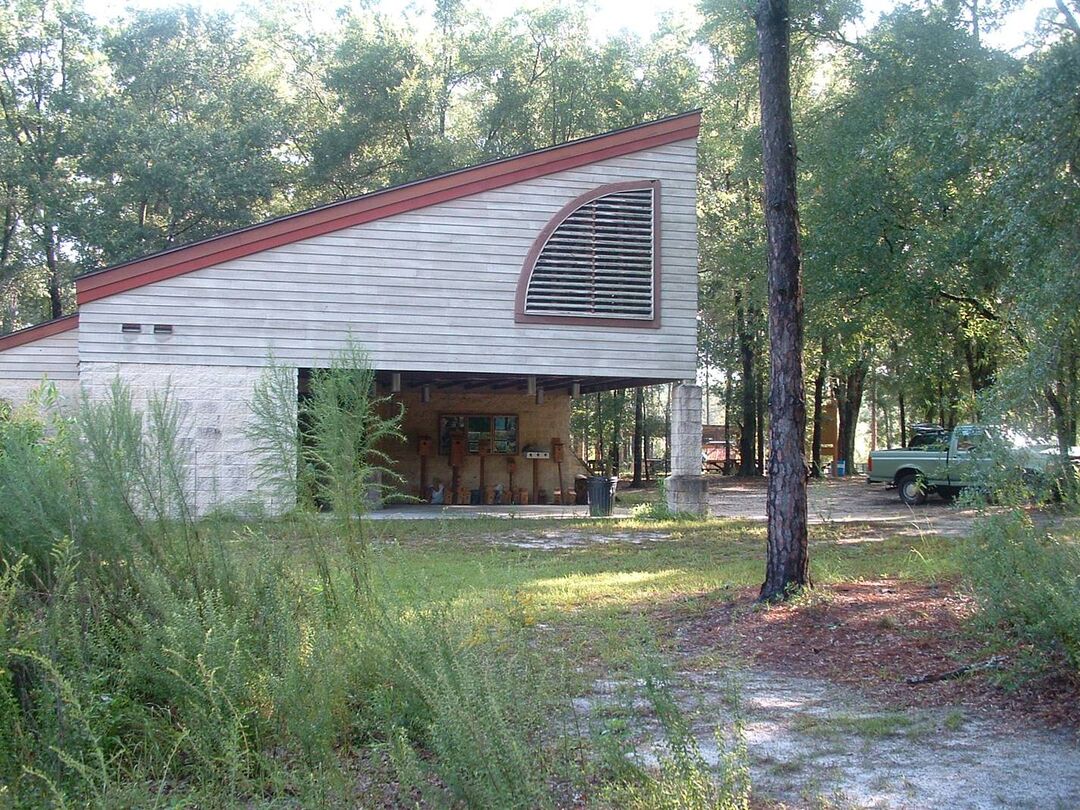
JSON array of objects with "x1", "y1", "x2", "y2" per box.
[
  {"x1": 793, "y1": 711, "x2": 932, "y2": 741},
  {"x1": 963, "y1": 509, "x2": 1080, "y2": 674}
]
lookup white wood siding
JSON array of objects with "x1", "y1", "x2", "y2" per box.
[
  {"x1": 77, "y1": 140, "x2": 698, "y2": 379},
  {"x1": 0, "y1": 329, "x2": 79, "y2": 380}
]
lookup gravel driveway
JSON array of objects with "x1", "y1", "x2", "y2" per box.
[{"x1": 708, "y1": 476, "x2": 979, "y2": 538}]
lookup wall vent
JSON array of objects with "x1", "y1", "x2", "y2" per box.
[
  {"x1": 153, "y1": 324, "x2": 173, "y2": 335},
  {"x1": 121, "y1": 323, "x2": 141, "y2": 333},
  {"x1": 518, "y1": 182, "x2": 658, "y2": 324}
]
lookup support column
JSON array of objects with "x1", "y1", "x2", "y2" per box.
[{"x1": 665, "y1": 382, "x2": 708, "y2": 515}]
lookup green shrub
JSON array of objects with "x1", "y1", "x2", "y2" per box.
[
  {"x1": 965, "y1": 510, "x2": 1080, "y2": 673},
  {"x1": 372, "y1": 601, "x2": 559, "y2": 809}
]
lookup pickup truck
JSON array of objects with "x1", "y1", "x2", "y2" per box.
[{"x1": 867, "y1": 425, "x2": 1068, "y2": 505}]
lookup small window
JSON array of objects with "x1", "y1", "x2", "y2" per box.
[
  {"x1": 153, "y1": 324, "x2": 174, "y2": 335},
  {"x1": 518, "y1": 182, "x2": 658, "y2": 324},
  {"x1": 121, "y1": 323, "x2": 142, "y2": 333}
]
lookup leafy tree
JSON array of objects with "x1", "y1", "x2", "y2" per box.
[
  {"x1": 78, "y1": 7, "x2": 288, "y2": 264},
  {"x1": 0, "y1": 0, "x2": 98, "y2": 324},
  {"x1": 977, "y1": 33, "x2": 1080, "y2": 458}
]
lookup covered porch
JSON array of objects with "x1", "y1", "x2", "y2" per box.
[{"x1": 338, "y1": 370, "x2": 706, "y2": 513}]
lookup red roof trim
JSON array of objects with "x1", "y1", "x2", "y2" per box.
[
  {"x1": 0, "y1": 313, "x2": 79, "y2": 352},
  {"x1": 76, "y1": 111, "x2": 701, "y2": 305}
]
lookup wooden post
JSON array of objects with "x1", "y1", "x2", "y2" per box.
[
  {"x1": 450, "y1": 431, "x2": 466, "y2": 505},
  {"x1": 478, "y1": 439, "x2": 489, "y2": 503},
  {"x1": 418, "y1": 435, "x2": 432, "y2": 500},
  {"x1": 532, "y1": 457, "x2": 540, "y2": 505},
  {"x1": 552, "y1": 438, "x2": 565, "y2": 504}
]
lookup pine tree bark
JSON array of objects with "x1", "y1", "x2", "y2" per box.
[
  {"x1": 632, "y1": 387, "x2": 644, "y2": 486},
  {"x1": 811, "y1": 343, "x2": 827, "y2": 476},
  {"x1": 737, "y1": 297, "x2": 757, "y2": 475},
  {"x1": 724, "y1": 314, "x2": 736, "y2": 474},
  {"x1": 755, "y1": 370, "x2": 765, "y2": 476},
  {"x1": 756, "y1": 0, "x2": 809, "y2": 602},
  {"x1": 898, "y1": 391, "x2": 907, "y2": 447},
  {"x1": 834, "y1": 360, "x2": 867, "y2": 469},
  {"x1": 45, "y1": 227, "x2": 63, "y2": 319}
]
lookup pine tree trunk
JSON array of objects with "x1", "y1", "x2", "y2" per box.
[
  {"x1": 738, "y1": 299, "x2": 757, "y2": 475},
  {"x1": 665, "y1": 383, "x2": 672, "y2": 473},
  {"x1": 632, "y1": 388, "x2": 644, "y2": 487},
  {"x1": 725, "y1": 314, "x2": 736, "y2": 473},
  {"x1": 756, "y1": 0, "x2": 809, "y2": 602},
  {"x1": 596, "y1": 392, "x2": 604, "y2": 474},
  {"x1": 835, "y1": 361, "x2": 867, "y2": 469},
  {"x1": 643, "y1": 389, "x2": 652, "y2": 481},
  {"x1": 45, "y1": 229, "x2": 63, "y2": 319},
  {"x1": 899, "y1": 391, "x2": 907, "y2": 447},
  {"x1": 612, "y1": 389, "x2": 623, "y2": 478},
  {"x1": 869, "y1": 376, "x2": 878, "y2": 452},
  {"x1": 756, "y1": 371, "x2": 765, "y2": 476},
  {"x1": 811, "y1": 346, "x2": 826, "y2": 476}
]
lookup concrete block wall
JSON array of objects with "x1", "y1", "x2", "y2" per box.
[
  {"x1": 386, "y1": 388, "x2": 587, "y2": 502},
  {"x1": 666, "y1": 383, "x2": 707, "y2": 514},
  {"x1": 80, "y1": 362, "x2": 290, "y2": 516},
  {"x1": 0, "y1": 378, "x2": 80, "y2": 411},
  {"x1": 669, "y1": 382, "x2": 703, "y2": 477}
]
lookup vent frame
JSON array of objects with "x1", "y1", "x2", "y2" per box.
[{"x1": 514, "y1": 180, "x2": 661, "y2": 328}]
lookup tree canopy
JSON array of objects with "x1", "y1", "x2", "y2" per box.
[{"x1": 1, "y1": 0, "x2": 1076, "y2": 453}]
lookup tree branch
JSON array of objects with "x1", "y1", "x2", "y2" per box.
[{"x1": 1056, "y1": 0, "x2": 1080, "y2": 37}]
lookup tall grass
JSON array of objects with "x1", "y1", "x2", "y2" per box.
[
  {"x1": 1, "y1": 352, "x2": 752, "y2": 806},
  {"x1": 0, "y1": 359, "x2": 572, "y2": 806}
]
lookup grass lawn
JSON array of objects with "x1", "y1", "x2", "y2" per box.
[{"x1": 227, "y1": 511, "x2": 964, "y2": 679}]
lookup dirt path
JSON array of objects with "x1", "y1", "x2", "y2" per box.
[
  {"x1": 584, "y1": 667, "x2": 1080, "y2": 809},
  {"x1": 709, "y1": 477, "x2": 979, "y2": 538},
  {"x1": 724, "y1": 668, "x2": 1078, "y2": 809}
]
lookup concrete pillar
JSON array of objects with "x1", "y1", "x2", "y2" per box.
[{"x1": 665, "y1": 382, "x2": 708, "y2": 515}]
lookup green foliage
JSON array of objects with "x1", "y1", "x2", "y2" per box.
[
  {"x1": 1, "y1": 370, "x2": 776, "y2": 807},
  {"x1": 964, "y1": 510, "x2": 1080, "y2": 674},
  {"x1": 244, "y1": 358, "x2": 302, "y2": 510},
  {"x1": 304, "y1": 342, "x2": 404, "y2": 520},
  {"x1": 598, "y1": 655, "x2": 751, "y2": 810},
  {"x1": 82, "y1": 6, "x2": 288, "y2": 264},
  {"x1": 0, "y1": 382, "x2": 552, "y2": 805},
  {"x1": 247, "y1": 343, "x2": 406, "y2": 600},
  {"x1": 372, "y1": 602, "x2": 557, "y2": 809}
]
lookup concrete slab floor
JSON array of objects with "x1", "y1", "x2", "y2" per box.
[{"x1": 368, "y1": 504, "x2": 633, "y2": 520}]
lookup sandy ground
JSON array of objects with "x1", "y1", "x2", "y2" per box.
[
  {"x1": 582, "y1": 667, "x2": 1080, "y2": 809},
  {"x1": 609, "y1": 673, "x2": 1080, "y2": 810},
  {"x1": 710, "y1": 476, "x2": 980, "y2": 538}
]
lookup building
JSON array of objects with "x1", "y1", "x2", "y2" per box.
[{"x1": 0, "y1": 112, "x2": 706, "y2": 515}]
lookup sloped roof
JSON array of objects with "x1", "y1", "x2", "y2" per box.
[
  {"x1": 0, "y1": 313, "x2": 79, "y2": 353},
  {"x1": 74, "y1": 110, "x2": 701, "y2": 305}
]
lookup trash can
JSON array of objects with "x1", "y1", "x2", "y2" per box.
[
  {"x1": 835, "y1": 460, "x2": 846, "y2": 477},
  {"x1": 587, "y1": 475, "x2": 619, "y2": 517}
]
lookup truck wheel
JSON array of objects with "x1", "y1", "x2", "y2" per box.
[{"x1": 897, "y1": 473, "x2": 927, "y2": 506}]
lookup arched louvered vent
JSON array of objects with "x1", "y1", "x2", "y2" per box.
[{"x1": 516, "y1": 181, "x2": 660, "y2": 326}]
